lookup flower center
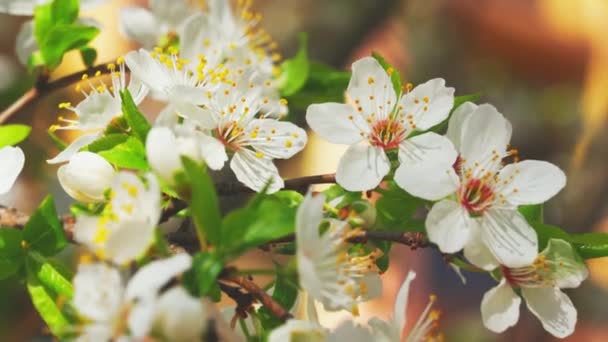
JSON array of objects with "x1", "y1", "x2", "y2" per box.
[
  {"x1": 369, "y1": 119, "x2": 406, "y2": 150},
  {"x1": 215, "y1": 122, "x2": 245, "y2": 151},
  {"x1": 459, "y1": 178, "x2": 495, "y2": 215},
  {"x1": 501, "y1": 255, "x2": 555, "y2": 288}
]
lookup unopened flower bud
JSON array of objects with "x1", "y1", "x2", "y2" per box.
[{"x1": 58, "y1": 151, "x2": 115, "y2": 203}]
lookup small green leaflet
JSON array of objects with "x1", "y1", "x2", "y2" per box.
[
  {"x1": 280, "y1": 33, "x2": 310, "y2": 96},
  {"x1": 0, "y1": 124, "x2": 31, "y2": 148},
  {"x1": 120, "y1": 90, "x2": 151, "y2": 142},
  {"x1": 181, "y1": 157, "x2": 222, "y2": 247}
]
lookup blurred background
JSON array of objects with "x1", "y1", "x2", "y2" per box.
[{"x1": 2, "y1": 0, "x2": 608, "y2": 340}]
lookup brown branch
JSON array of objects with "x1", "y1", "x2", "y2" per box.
[
  {"x1": 222, "y1": 274, "x2": 292, "y2": 322},
  {"x1": 164, "y1": 173, "x2": 336, "y2": 223},
  {"x1": 263, "y1": 230, "x2": 430, "y2": 251},
  {"x1": 0, "y1": 62, "x2": 116, "y2": 124}
]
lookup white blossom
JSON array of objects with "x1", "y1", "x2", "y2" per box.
[
  {"x1": 47, "y1": 59, "x2": 148, "y2": 164},
  {"x1": 480, "y1": 239, "x2": 587, "y2": 338},
  {"x1": 120, "y1": 0, "x2": 195, "y2": 48},
  {"x1": 124, "y1": 47, "x2": 215, "y2": 116},
  {"x1": 296, "y1": 192, "x2": 382, "y2": 313},
  {"x1": 0, "y1": 146, "x2": 25, "y2": 195},
  {"x1": 424, "y1": 102, "x2": 566, "y2": 268},
  {"x1": 73, "y1": 171, "x2": 160, "y2": 264},
  {"x1": 307, "y1": 56, "x2": 456, "y2": 194},
  {"x1": 186, "y1": 73, "x2": 306, "y2": 192},
  {"x1": 57, "y1": 151, "x2": 115, "y2": 203},
  {"x1": 368, "y1": 271, "x2": 442, "y2": 342},
  {"x1": 73, "y1": 253, "x2": 194, "y2": 340}
]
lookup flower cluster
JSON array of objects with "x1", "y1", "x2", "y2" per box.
[{"x1": 0, "y1": 0, "x2": 594, "y2": 341}]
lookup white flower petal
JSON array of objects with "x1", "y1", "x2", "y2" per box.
[
  {"x1": 336, "y1": 144, "x2": 390, "y2": 191},
  {"x1": 347, "y1": 57, "x2": 396, "y2": 121},
  {"x1": 119, "y1": 7, "x2": 158, "y2": 48},
  {"x1": 542, "y1": 239, "x2": 588, "y2": 289},
  {"x1": 47, "y1": 132, "x2": 100, "y2": 164},
  {"x1": 146, "y1": 127, "x2": 183, "y2": 181},
  {"x1": 198, "y1": 134, "x2": 228, "y2": 170},
  {"x1": 246, "y1": 119, "x2": 307, "y2": 159},
  {"x1": 125, "y1": 253, "x2": 192, "y2": 300},
  {"x1": 497, "y1": 160, "x2": 566, "y2": 206},
  {"x1": 154, "y1": 287, "x2": 207, "y2": 341},
  {"x1": 74, "y1": 91, "x2": 122, "y2": 130},
  {"x1": 268, "y1": 320, "x2": 326, "y2": 342},
  {"x1": 360, "y1": 273, "x2": 383, "y2": 301},
  {"x1": 149, "y1": 0, "x2": 192, "y2": 29},
  {"x1": 0, "y1": 0, "x2": 45, "y2": 15},
  {"x1": 128, "y1": 297, "x2": 156, "y2": 339},
  {"x1": 0, "y1": 146, "x2": 25, "y2": 194},
  {"x1": 425, "y1": 199, "x2": 472, "y2": 253},
  {"x1": 368, "y1": 317, "x2": 399, "y2": 342},
  {"x1": 179, "y1": 13, "x2": 211, "y2": 62},
  {"x1": 16, "y1": 20, "x2": 36, "y2": 66},
  {"x1": 173, "y1": 101, "x2": 217, "y2": 129},
  {"x1": 230, "y1": 150, "x2": 284, "y2": 193},
  {"x1": 522, "y1": 287, "x2": 577, "y2": 338},
  {"x1": 103, "y1": 218, "x2": 156, "y2": 265},
  {"x1": 73, "y1": 263, "x2": 124, "y2": 322},
  {"x1": 394, "y1": 132, "x2": 459, "y2": 200},
  {"x1": 58, "y1": 151, "x2": 115, "y2": 203},
  {"x1": 400, "y1": 78, "x2": 455, "y2": 130},
  {"x1": 73, "y1": 215, "x2": 101, "y2": 250},
  {"x1": 446, "y1": 101, "x2": 477, "y2": 150},
  {"x1": 481, "y1": 209, "x2": 538, "y2": 268},
  {"x1": 124, "y1": 49, "x2": 173, "y2": 95},
  {"x1": 306, "y1": 103, "x2": 367, "y2": 144},
  {"x1": 296, "y1": 192, "x2": 325, "y2": 250},
  {"x1": 326, "y1": 321, "x2": 373, "y2": 342},
  {"x1": 480, "y1": 279, "x2": 521, "y2": 333},
  {"x1": 394, "y1": 271, "x2": 416, "y2": 331},
  {"x1": 459, "y1": 104, "x2": 512, "y2": 175},
  {"x1": 464, "y1": 228, "x2": 500, "y2": 271}
]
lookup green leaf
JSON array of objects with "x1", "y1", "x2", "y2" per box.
[
  {"x1": 280, "y1": 33, "x2": 309, "y2": 96},
  {"x1": 85, "y1": 133, "x2": 129, "y2": 152},
  {"x1": 23, "y1": 196, "x2": 67, "y2": 257},
  {"x1": 221, "y1": 195, "x2": 296, "y2": 257},
  {"x1": 39, "y1": 24, "x2": 100, "y2": 68},
  {"x1": 271, "y1": 190, "x2": 304, "y2": 208},
  {"x1": 27, "y1": 272, "x2": 71, "y2": 337},
  {"x1": 258, "y1": 267, "x2": 298, "y2": 330},
  {"x1": 0, "y1": 124, "x2": 31, "y2": 148},
  {"x1": 529, "y1": 222, "x2": 608, "y2": 259},
  {"x1": 120, "y1": 90, "x2": 151, "y2": 142},
  {"x1": 79, "y1": 46, "x2": 97, "y2": 67},
  {"x1": 374, "y1": 240, "x2": 392, "y2": 272},
  {"x1": 322, "y1": 184, "x2": 361, "y2": 209},
  {"x1": 181, "y1": 157, "x2": 222, "y2": 247},
  {"x1": 568, "y1": 233, "x2": 608, "y2": 259},
  {"x1": 33, "y1": 2, "x2": 54, "y2": 45},
  {"x1": 530, "y1": 222, "x2": 570, "y2": 251},
  {"x1": 453, "y1": 93, "x2": 481, "y2": 110},
  {"x1": 0, "y1": 229, "x2": 25, "y2": 280},
  {"x1": 519, "y1": 204, "x2": 543, "y2": 224},
  {"x1": 26, "y1": 252, "x2": 73, "y2": 299},
  {"x1": 183, "y1": 252, "x2": 223, "y2": 298},
  {"x1": 375, "y1": 181, "x2": 423, "y2": 230},
  {"x1": 98, "y1": 136, "x2": 149, "y2": 170},
  {"x1": 51, "y1": 0, "x2": 79, "y2": 25},
  {"x1": 284, "y1": 62, "x2": 350, "y2": 111},
  {"x1": 372, "y1": 52, "x2": 402, "y2": 96}
]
